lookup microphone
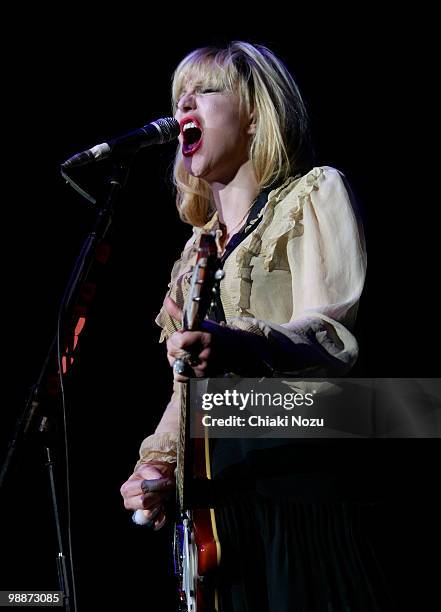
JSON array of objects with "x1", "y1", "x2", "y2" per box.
[{"x1": 61, "y1": 116, "x2": 180, "y2": 169}]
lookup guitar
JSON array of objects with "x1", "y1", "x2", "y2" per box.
[{"x1": 173, "y1": 231, "x2": 224, "y2": 612}]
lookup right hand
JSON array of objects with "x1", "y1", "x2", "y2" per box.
[{"x1": 120, "y1": 461, "x2": 175, "y2": 530}]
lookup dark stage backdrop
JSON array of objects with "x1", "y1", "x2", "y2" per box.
[{"x1": 1, "y1": 16, "x2": 439, "y2": 611}]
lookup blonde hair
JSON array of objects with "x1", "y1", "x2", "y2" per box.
[{"x1": 171, "y1": 41, "x2": 313, "y2": 226}]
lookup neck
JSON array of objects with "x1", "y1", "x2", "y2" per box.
[{"x1": 210, "y1": 161, "x2": 260, "y2": 234}]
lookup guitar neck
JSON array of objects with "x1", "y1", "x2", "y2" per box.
[
  {"x1": 177, "y1": 382, "x2": 188, "y2": 512},
  {"x1": 175, "y1": 232, "x2": 222, "y2": 514}
]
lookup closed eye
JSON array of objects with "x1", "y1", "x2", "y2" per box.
[{"x1": 176, "y1": 88, "x2": 219, "y2": 105}]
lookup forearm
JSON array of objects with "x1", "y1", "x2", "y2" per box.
[
  {"x1": 201, "y1": 314, "x2": 357, "y2": 377},
  {"x1": 155, "y1": 384, "x2": 181, "y2": 434},
  {"x1": 135, "y1": 382, "x2": 180, "y2": 469}
]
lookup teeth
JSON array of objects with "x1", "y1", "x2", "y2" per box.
[{"x1": 183, "y1": 121, "x2": 198, "y2": 132}]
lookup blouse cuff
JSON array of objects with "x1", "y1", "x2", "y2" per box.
[
  {"x1": 226, "y1": 316, "x2": 267, "y2": 337},
  {"x1": 135, "y1": 432, "x2": 177, "y2": 469}
]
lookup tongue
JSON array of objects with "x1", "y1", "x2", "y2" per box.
[{"x1": 183, "y1": 136, "x2": 202, "y2": 154}]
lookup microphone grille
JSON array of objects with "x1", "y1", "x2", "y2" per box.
[{"x1": 152, "y1": 117, "x2": 180, "y2": 143}]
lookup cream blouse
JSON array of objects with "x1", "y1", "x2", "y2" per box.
[{"x1": 136, "y1": 166, "x2": 367, "y2": 467}]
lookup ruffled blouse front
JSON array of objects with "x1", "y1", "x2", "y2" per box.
[{"x1": 155, "y1": 166, "x2": 366, "y2": 375}]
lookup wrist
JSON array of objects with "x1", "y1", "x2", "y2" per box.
[{"x1": 200, "y1": 320, "x2": 275, "y2": 377}]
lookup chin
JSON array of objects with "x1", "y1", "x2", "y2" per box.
[{"x1": 184, "y1": 157, "x2": 210, "y2": 181}]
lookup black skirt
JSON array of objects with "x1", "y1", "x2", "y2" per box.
[
  {"x1": 214, "y1": 492, "x2": 392, "y2": 612},
  {"x1": 209, "y1": 440, "x2": 393, "y2": 611}
]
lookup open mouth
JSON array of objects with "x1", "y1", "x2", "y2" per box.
[{"x1": 181, "y1": 117, "x2": 203, "y2": 157}]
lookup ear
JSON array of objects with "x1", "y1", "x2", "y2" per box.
[{"x1": 246, "y1": 111, "x2": 257, "y2": 135}]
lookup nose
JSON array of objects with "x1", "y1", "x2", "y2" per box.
[{"x1": 177, "y1": 92, "x2": 197, "y2": 113}]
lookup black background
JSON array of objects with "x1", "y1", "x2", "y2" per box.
[{"x1": 1, "y1": 11, "x2": 439, "y2": 611}]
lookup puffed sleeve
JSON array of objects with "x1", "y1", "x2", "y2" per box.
[
  {"x1": 289, "y1": 166, "x2": 366, "y2": 325},
  {"x1": 225, "y1": 166, "x2": 367, "y2": 376},
  {"x1": 154, "y1": 228, "x2": 201, "y2": 342}
]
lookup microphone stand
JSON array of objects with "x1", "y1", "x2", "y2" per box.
[{"x1": 0, "y1": 157, "x2": 134, "y2": 611}]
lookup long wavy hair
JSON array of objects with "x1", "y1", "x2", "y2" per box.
[{"x1": 171, "y1": 41, "x2": 314, "y2": 226}]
